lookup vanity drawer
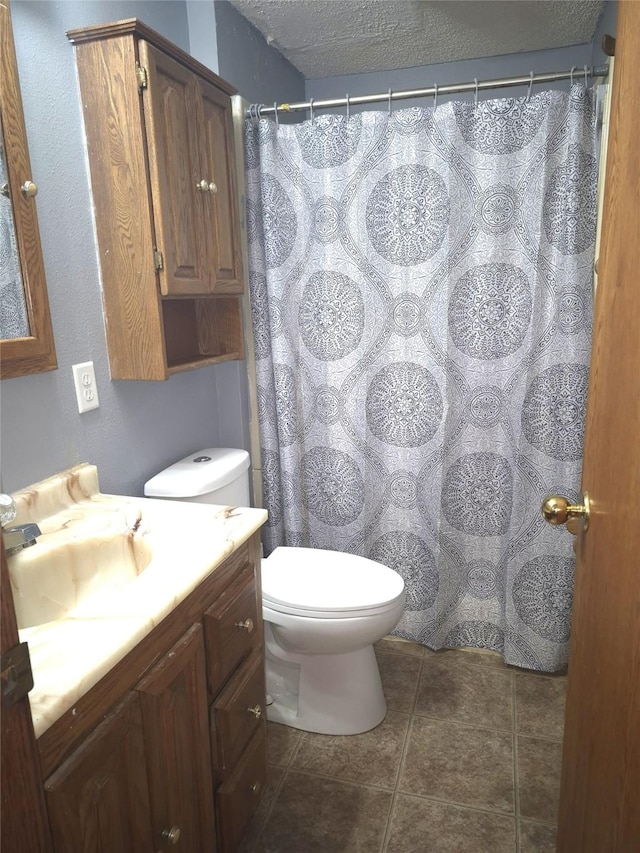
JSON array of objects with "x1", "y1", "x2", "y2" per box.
[
  {"x1": 216, "y1": 726, "x2": 267, "y2": 853},
  {"x1": 210, "y1": 648, "x2": 266, "y2": 780},
  {"x1": 204, "y1": 564, "x2": 259, "y2": 694}
]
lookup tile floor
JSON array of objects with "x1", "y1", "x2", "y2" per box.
[{"x1": 241, "y1": 638, "x2": 567, "y2": 853}]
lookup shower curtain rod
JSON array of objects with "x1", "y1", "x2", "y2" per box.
[{"x1": 246, "y1": 64, "x2": 609, "y2": 117}]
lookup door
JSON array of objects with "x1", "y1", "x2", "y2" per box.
[
  {"x1": 140, "y1": 41, "x2": 210, "y2": 296},
  {"x1": 198, "y1": 76, "x2": 244, "y2": 294},
  {"x1": 44, "y1": 693, "x2": 155, "y2": 852},
  {"x1": 136, "y1": 623, "x2": 217, "y2": 853},
  {"x1": 556, "y1": 2, "x2": 640, "y2": 849}
]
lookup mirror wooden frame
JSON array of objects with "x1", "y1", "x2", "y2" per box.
[{"x1": 0, "y1": 0, "x2": 56, "y2": 379}]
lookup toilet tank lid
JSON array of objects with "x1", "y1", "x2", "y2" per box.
[{"x1": 143, "y1": 449, "x2": 249, "y2": 498}]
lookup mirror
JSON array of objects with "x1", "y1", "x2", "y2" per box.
[{"x1": 0, "y1": 0, "x2": 56, "y2": 379}]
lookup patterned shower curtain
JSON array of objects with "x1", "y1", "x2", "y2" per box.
[{"x1": 245, "y1": 84, "x2": 597, "y2": 671}]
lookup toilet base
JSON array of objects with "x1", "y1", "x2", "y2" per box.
[{"x1": 265, "y1": 642, "x2": 387, "y2": 735}]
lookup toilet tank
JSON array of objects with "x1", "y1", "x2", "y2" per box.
[{"x1": 144, "y1": 449, "x2": 251, "y2": 507}]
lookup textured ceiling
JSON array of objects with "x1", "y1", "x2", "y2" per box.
[{"x1": 228, "y1": 0, "x2": 605, "y2": 79}]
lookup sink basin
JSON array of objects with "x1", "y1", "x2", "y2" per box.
[
  {"x1": 7, "y1": 462, "x2": 267, "y2": 739},
  {"x1": 8, "y1": 521, "x2": 152, "y2": 629}
]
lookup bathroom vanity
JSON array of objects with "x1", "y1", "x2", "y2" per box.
[{"x1": 4, "y1": 465, "x2": 268, "y2": 852}]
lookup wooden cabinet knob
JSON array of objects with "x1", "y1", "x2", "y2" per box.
[
  {"x1": 161, "y1": 825, "x2": 181, "y2": 845},
  {"x1": 20, "y1": 180, "x2": 38, "y2": 197},
  {"x1": 195, "y1": 180, "x2": 217, "y2": 195}
]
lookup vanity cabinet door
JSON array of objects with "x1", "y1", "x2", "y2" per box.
[
  {"x1": 216, "y1": 727, "x2": 267, "y2": 853},
  {"x1": 139, "y1": 40, "x2": 209, "y2": 297},
  {"x1": 210, "y1": 648, "x2": 266, "y2": 780},
  {"x1": 136, "y1": 622, "x2": 217, "y2": 853},
  {"x1": 44, "y1": 692, "x2": 154, "y2": 853},
  {"x1": 204, "y1": 564, "x2": 260, "y2": 695}
]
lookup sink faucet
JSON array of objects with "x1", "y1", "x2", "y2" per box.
[{"x1": 0, "y1": 493, "x2": 42, "y2": 556}]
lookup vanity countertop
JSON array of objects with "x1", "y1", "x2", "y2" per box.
[{"x1": 8, "y1": 464, "x2": 267, "y2": 738}]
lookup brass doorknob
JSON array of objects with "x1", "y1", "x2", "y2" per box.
[
  {"x1": 541, "y1": 493, "x2": 590, "y2": 531},
  {"x1": 161, "y1": 825, "x2": 181, "y2": 845},
  {"x1": 196, "y1": 179, "x2": 209, "y2": 192},
  {"x1": 234, "y1": 618, "x2": 254, "y2": 633},
  {"x1": 247, "y1": 704, "x2": 262, "y2": 718},
  {"x1": 208, "y1": 182, "x2": 217, "y2": 195}
]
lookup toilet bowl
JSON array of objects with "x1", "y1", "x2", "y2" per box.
[
  {"x1": 144, "y1": 449, "x2": 406, "y2": 735},
  {"x1": 262, "y1": 546, "x2": 405, "y2": 734}
]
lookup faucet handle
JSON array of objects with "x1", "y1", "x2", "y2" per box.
[{"x1": 0, "y1": 494, "x2": 17, "y2": 527}]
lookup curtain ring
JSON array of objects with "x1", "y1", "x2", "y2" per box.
[
  {"x1": 346, "y1": 93, "x2": 350, "y2": 120},
  {"x1": 527, "y1": 71, "x2": 534, "y2": 102},
  {"x1": 257, "y1": 104, "x2": 263, "y2": 120},
  {"x1": 273, "y1": 102, "x2": 279, "y2": 128},
  {"x1": 583, "y1": 64, "x2": 589, "y2": 87},
  {"x1": 388, "y1": 88, "x2": 393, "y2": 116},
  {"x1": 433, "y1": 83, "x2": 438, "y2": 109},
  {"x1": 309, "y1": 97, "x2": 314, "y2": 121},
  {"x1": 474, "y1": 77, "x2": 478, "y2": 107},
  {"x1": 570, "y1": 66, "x2": 576, "y2": 86}
]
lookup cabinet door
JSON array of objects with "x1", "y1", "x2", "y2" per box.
[
  {"x1": 44, "y1": 693, "x2": 154, "y2": 853},
  {"x1": 198, "y1": 77, "x2": 244, "y2": 294},
  {"x1": 211, "y1": 649, "x2": 266, "y2": 780},
  {"x1": 136, "y1": 622, "x2": 216, "y2": 853},
  {"x1": 216, "y1": 727, "x2": 267, "y2": 853},
  {"x1": 204, "y1": 565, "x2": 260, "y2": 695},
  {"x1": 139, "y1": 41, "x2": 209, "y2": 296}
]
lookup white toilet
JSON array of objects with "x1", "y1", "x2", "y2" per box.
[{"x1": 144, "y1": 449, "x2": 406, "y2": 735}]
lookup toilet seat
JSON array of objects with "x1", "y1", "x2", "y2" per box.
[{"x1": 262, "y1": 546, "x2": 405, "y2": 619}]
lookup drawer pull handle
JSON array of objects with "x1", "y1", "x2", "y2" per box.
[
  {"x1": 234, "y1": 618, "x2": 254, "y2": 633},
  {"x1": 161, "y1": 825, "x2": 181, "y2": 845},
  {"x1": 247, "y1": 704, "x2": 262, "y2": 719},
  {"x1": 250, "y1": 782, "x2": 261, "y2": 793}
]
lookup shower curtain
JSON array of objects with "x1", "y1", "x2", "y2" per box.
[{"x1": 245, "y1": 84, "x2": 597, "y2": 671}]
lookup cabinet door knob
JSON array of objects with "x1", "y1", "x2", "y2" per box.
[
  {"x1": 247, "y1": 704, "x2": 262, "y2": 719},
  {"x1": 208, "y1": 182, "x2": 217, "y2": 195},
  {"x1": 196, "y1": 179, "x2": 209, "y2": 192},
  {"x1": 250, "y1": 781, "x2": 261, "y2": 793},
  {"x1": 234, "y1": 618, "x2": 254, "y2": 633},
  {"x1": 161, "y1": 825, "x2": 181, "y2": 845},
  {"x1": 20, "y1": 180, "x2": 38, "y2": 198}
]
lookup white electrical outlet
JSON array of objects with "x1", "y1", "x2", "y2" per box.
[{"x1": 72, "y1": 361, "x2": 100, "y2": 414}]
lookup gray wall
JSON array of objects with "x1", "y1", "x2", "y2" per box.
[
  {"x1": 215, "y1": 0, "x2": 304, "y2": 107},
  {"x1": 0, "y1": 0, "x2": 302, "y2": 497}
]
